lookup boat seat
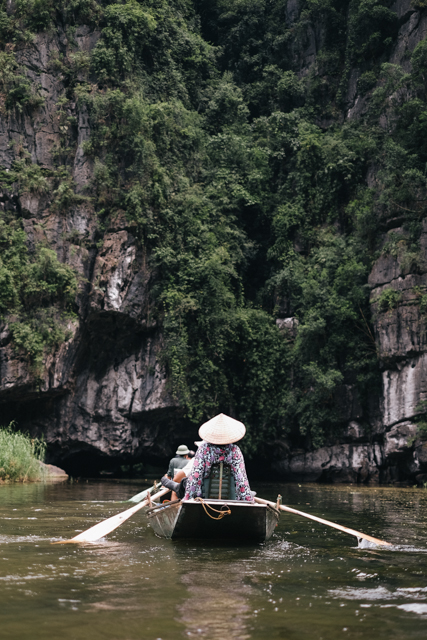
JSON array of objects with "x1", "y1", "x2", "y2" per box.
[{"x1": 203, "y1": 462, "x2": 236, "y2": 500}]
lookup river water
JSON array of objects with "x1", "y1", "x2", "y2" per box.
[{"x1": 1, "y1": 481, "x2": 427, "y2": 640}]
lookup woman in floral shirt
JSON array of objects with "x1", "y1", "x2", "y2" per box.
[{"x1": 183, "y1": 413, "x2": 254, "y2": 502}]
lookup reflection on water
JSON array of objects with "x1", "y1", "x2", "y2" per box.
[
  {"x1": 1, "y1": 481, "x2": 427, "y2": 640},
  {"x1": 178, "y1": 560, "x2": 253, "y2": 639}
]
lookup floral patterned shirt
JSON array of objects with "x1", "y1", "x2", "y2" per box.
[{"x1": 183, "y1": 442, "x2": 254, "y2": 502}]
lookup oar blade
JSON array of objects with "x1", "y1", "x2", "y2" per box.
[
  {"x1": 255, "y1": 496, "x2": 391, "y2": 547},
  {"x1": 63, "y1": 503, "x2": 143, "y2": 543},
  {"x1": 53, "y1": 487, "x2": 170, "y2": 544}
]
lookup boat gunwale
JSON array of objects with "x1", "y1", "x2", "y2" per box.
[
  {"x1": 185, "y1": 498, "x2": 267, "y2": 508},
  {"x1": 146, "y1": 498, "x2": 270, "y2": 518}
]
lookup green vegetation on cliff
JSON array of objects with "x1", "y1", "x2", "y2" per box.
[
  {"x1": 0, "y1": 201, "x2": 77, "y2": 373},
  {"x1": 1, "y1": 1, "x2": 427, "y2": 453}
]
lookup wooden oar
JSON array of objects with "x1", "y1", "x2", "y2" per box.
[
  {"x1": 255, "y1": 497, "x2": 391, "y2": 547},
  {"x1": 53, "y1": 487, "x2": 170, "y2": 544}
]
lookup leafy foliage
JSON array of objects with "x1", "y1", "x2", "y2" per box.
[
  {"x1": 375, "y1": 288, "x2": 402, "y2": 313},
  {"x1": 0, "y1": 51, "x2": 44, "y2": 112},
  {"x1": 0, "y1": 424, "x2": 46, "y2": 482},
  {"x1": 0, "y1": 209, "x2": 77, "y2": 372},
  {"x1": 2, "y1": 0, "x2": 427, "y2": 452}
]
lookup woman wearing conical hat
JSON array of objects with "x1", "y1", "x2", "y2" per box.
[{"x1": 183, "y1": 414, "x2": 254, "y2": 502}]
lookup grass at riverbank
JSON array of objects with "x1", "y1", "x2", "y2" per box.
[{"x1": 0, "y1": 425, "x2": 46, "y2": 482}]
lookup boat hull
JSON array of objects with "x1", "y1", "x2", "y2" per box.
[{"x1": 146, "y1": 499, "x2": 279, "y2": 542}]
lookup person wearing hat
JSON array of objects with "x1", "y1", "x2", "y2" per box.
[
  {"x1": 182, "y1": 414, "x2": 254, "y2": 502},
  {"x1": 167, "y1": 444, "x2": 191, "y2": 480},
  {"x1": 161, "y1": 442, "x2": 200, "y2": 500}
]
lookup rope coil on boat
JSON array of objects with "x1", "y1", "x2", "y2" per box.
[{"x1": 195, "y1": 497, "x2": 232, "y2": 520}]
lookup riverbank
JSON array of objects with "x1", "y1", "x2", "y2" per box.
[{"x1": 0, "y1": 426, "x2": 67, "y2": 483}]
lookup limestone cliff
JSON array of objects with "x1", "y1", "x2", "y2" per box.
[
  {"x1": 1, "y1": 0, "x2": 427, "y2": 482},
  {"x1": 273, "y1": 0, "x2": 427, "y2": 484},
  {"x1": 0, "y1": 18, "x2": 191, "y2": 474}
]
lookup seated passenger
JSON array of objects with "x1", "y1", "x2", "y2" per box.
[
  {"x1": 161, "y1": 474, "x2": 187, "y2": 500},
  {"x1": 167, "y1": 444, "x2": 191, "y2": 479},
  {"x1": 183, "y1": 414, "x2": 254, "y2": 502},
  {"x1": 161, "y1": 446, "x2": 197, "y2": 500},
  {"x1": 176, "y1": 446, "x2": 196, "y2": 479}
]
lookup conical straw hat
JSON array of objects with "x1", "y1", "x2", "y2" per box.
[{"x1": 198, "y1": 413, "x2": 246, "y2": 445}]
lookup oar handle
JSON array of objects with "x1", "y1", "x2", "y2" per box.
[{"x1": 255, "y1": 497, "x2": 391, "y2": 547}]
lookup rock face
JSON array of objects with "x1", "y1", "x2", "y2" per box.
[
  {"x1": 0, "y1": 25, "x2": 193, "y2": 474},
  {"x1": 272, "y1": 1, "x2": 427, "y2": 485},
  {"x1": 1, "y1": 2, "x2": 427, "y2": 482},
  {"x1": 273, "y1": 442, "x2": 384, "y2": 484}
]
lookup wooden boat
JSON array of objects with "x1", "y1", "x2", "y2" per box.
[
  {"x1": 145, "y1": 462, "x2": 279, "y2": 542},
  {"x1": 146, "y1": 497, "x2": 280, "y2": 542}
]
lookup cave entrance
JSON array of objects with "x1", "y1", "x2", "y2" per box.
[{"x1": 55, "y1": 449, "x2": 166, "y2": 480}]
